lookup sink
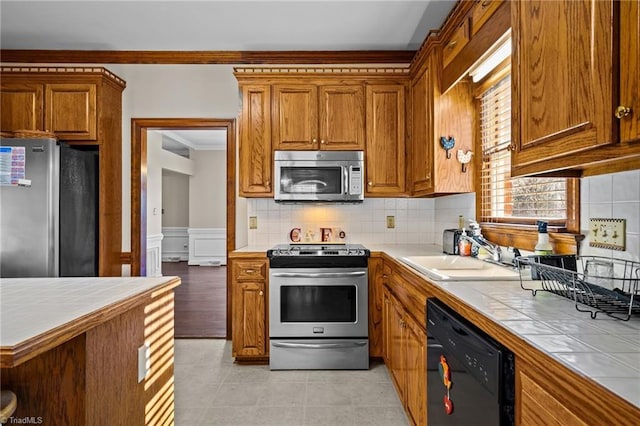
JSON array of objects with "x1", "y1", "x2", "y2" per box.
[{"x1": 398, "y1": 255, "x2": 521, "y2": 281}]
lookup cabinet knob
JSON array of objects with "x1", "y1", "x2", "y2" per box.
[
  {"x1": 368, "y1": 181, "x2": 373, "y2": 186},
  {"x1": 312, "y1": 138, "x2": 317, "y2": 144},
  {"x1": 259, "y1": 290, "x2": 264, "y2": 296},
  {"x1": 615, "y1": 105, "x2": 632, "y2": 119},
  {"x1": 447, "y1": 40, "x2": 457, "y2": 49},
  {"x1": 481, "y1": 0, "x2": 490, "y2": 7},
  {"x1": 320, "y1": 139, "x2": 326, "y2": 144},
  {"x1": 509, "y1": 143, "x2": 517, "y2": 151}
]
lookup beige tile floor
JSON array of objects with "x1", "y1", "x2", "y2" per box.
[{"x1": 174, "y1": 339, "x2": 409, "y2": 425}]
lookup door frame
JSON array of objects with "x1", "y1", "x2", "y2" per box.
[{"x1": 131, "y1": 117, "x2": 236, "y2": 338}]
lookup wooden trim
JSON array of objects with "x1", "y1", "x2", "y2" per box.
[
  {"x1": 0, "y1": 278, "x2": 179, "y2": 368},
  {"x1": 119, "y1": 252, "x2": 132, "y2": 264},
  {"x1": 0, "y1": 66, "x2": 126, "y2": 88},
  {"x1": 479, "y1": 223, "x2": 584, "y2": 255},
  {"x1": 130, "y1": 118, "x2": 236, "y2": 339},
  {"x1": 0, "y1": 50, "x2": 414, "y2": 65}
]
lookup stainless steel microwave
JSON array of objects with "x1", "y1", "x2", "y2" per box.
[{"x1": 274, "y1": 150, "x2": 364, "y2": 203}]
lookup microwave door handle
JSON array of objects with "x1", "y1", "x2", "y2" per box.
[
  {"x1": 271, "y1": 271, "x2": 366, "y2": 278},
  {"x1": 344, "y1": 166, "x2": 349, "y2": 194},
  {"x1": 272, "y1": 341, "x2": 368, "y2": 349}
]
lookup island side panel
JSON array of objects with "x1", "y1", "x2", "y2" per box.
[{"x1": 1, "y1": 334, "x2": 87, "y2": 425}]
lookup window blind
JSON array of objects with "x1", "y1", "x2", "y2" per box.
[{"x1": 479, "y1": 75, "x2": 567, "y2": 222}]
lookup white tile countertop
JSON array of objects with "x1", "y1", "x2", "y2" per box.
[{"x1": 0, "y1": 276, "x2": 180, "y2": 350}]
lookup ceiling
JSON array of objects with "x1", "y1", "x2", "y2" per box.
[
  {"x1": 0, "y1": 1, "x2": 456, "y2": 52},
  {"x1": 1, "y1": 1, "x2": 457, "y2": 150}
]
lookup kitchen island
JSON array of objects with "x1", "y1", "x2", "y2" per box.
[{"x1": 0, "y1": 276, "x2": 180, "y2": 425}]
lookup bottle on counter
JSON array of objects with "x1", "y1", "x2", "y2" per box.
[{"x1": 534, "y1": 220, "x2": 553, "y2": 255}]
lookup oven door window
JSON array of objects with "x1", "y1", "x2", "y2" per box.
[
  {"x1": 279, "y1": 167, "x2": 342, "y2": 195},
  {"x1": 281, "y1": 285, "x2": 356, "y2": 322}
]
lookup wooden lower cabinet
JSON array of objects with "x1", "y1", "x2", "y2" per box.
[
  {"x1": 230, "y1": 257, "x2": 269, "y2": 360},
  {"x1": 383, "y1": 285, "x2": 427, "y2": 426}
]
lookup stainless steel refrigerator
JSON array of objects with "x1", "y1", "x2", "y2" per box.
[{"x1": 0, "y1": 138, "x2": 98, "y2": 277}]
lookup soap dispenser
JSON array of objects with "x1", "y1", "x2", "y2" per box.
[{"x1": 534, "y1": 221, "x2": 553, "y2": 255}]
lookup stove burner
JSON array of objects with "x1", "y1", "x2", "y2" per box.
[{"x1": 267, "y1": 244, "x2": 369, "y2": 258}]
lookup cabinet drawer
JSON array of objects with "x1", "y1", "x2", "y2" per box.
[
  {"x1": 443, "y1": 19, "x2": 470, "y2": 68},
  {"x1": 234, "y1": 261, "x2": 267, "y2": 281},
  {"x1": 470, "y1": 0, "x2": 504, "y2": 36}
]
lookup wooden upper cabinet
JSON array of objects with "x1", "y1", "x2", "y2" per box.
[
  {"x1": 0, "y1": 83, "x2": 44, "y2": 132},
  {"x1": 511, "y1": 0, "x2": 640, "y2": 176},
  {"x1": 272, "y1": 84, "x2": 318, "y2": 150},
  {"x1": 442, "y1": 18, "x2": 470, "y2": 69},
  {"x1": 239, "y1": 84, "x2": 272, "y2": 196},
  {"x1": 45, "y1": 83, "x2": 97, "y2": 140},
  {"x1": 272, "y1": 83, "x2": 364, "y2": 150},
  {"x1": 410, "y1": 65, "x2": 434, "y2": 195},
  {"x1": 619, "y1": 0, "x2": 640, "y2": 145},
  {"x1": 365, "y1": 84, "x2": 406, "y2": 196},
  {"x1": 318, "y1": 85, "x2": 365, "y2": 150},
  {"x1": 470, "y1": 0, "x2": 505, "y2": 36}
]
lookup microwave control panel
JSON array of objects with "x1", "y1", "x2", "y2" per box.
[{"x1": 349, "y1": 166, "x2": 362, "y2": 194}]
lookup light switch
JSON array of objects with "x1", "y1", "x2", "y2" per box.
[{"x1": 589, "y1": 218, "x2": 626, "y2": 251}]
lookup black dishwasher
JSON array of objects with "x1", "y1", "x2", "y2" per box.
[{"x1": 426, "y1": 299, "x2": 515, "y2": 426}]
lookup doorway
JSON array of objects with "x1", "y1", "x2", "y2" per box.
[{"x1": 131, "y1": 118, "x2": 236, "y2": 339}]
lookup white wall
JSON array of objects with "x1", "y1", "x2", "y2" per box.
[
  {"x1": 107, "y1": 64, "x2": 241, "y2": 255},
  {"x1": 189, "y1": 150, "x2": 227, "y2": 228}
]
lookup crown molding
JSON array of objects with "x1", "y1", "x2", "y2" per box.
[{"x1": 0, "y1": 50, "x2": 415, "y2": 65}]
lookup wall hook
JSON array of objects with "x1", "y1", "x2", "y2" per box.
[
  {"x1": 440, "y1": 136, "x2": 455, "y2": 159},
  {"x1": 456, "y1": 150, "x2": 473, "y2": 172}
]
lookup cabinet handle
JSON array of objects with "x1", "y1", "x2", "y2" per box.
[
  {"x1": 615, "y1": 105, "x2": 632, "y2": 119},
  {"x1": 481, "y1": 0, "x2": 490, "y2": 7},
  {"x1": 382, "y1": 274, "x2": 388, "y2": 278},
  {"x1": 447, "y1": 40, "x2": 457, "y2": 49},
  {"x1": 244, "y1": 269, "x2": 256, "y2": 273},
  {"x1": 259, "y1": 290, "x2": 264, "y2": 296}
]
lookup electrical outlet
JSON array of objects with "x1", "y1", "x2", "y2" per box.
[
  {"x1": 589, "y1": 218, "x2": 626, "y2": 251},
  {"x1": 386, "y1": 216, "x2": 395, "y2": 229},
  {"x1": 249, "y1": 216, "x2": 258, "y2": 229}
]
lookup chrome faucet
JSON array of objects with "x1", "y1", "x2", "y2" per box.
[{"x1": 459, "y1": 220, "x2": 502, "y2": 262}]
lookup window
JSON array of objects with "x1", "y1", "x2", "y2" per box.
[{"x1": 476, "y1": 65, "x2": 579, "y2": 234}]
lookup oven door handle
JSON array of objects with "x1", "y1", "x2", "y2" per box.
[
  {"x1": 271, "y1": 271, "x2": 366, "y2": 278},
  {"x1": 272, "y1": 341, "x2": 368, "y2": 350}
]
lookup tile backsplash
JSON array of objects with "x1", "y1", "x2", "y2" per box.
[
  {"x1": 247, "y1": 198, "x2": 436, "y2": 246},
  {"x1": 247, "y1": 170, "x2": 640, "y2": 263},
  {"x1": 581, "y1": 170, "x2": 640, "y2": 261}
]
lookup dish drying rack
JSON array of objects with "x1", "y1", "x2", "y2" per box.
[{"x1": 516, "y1": 256, "x2": 640, "y2": 321}]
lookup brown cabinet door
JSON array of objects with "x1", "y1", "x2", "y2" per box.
[
  {"x1": 410, "y1": 66, "x2": 434, "y2": 194},
  {"x1": 1, "y1": 83, "x2": 44, "y2": 132},
  {"x1": 365, "y1": 84, "x2": 407, "y2": 195},
  {"x1": 45, "y1": 83, "x2": 97, "y2": 140},
  {"x1": 619, "y1": 0, "x2": 640, "y2": 145},
  {"x1": 403, "y1": 313, "x2": 427, "y2": 426},
  {"x1": 232, "y1": 279, "x2": 267, "y2": 357},
  {"x1": 239, "y1": 85, "x2": 273, "y2": 196},
  {"x1": 272, "y1": 84, "x2": 318, "y2": 150},
  {"x1": 318, "y1": 85, "x2": 365, "y2": 150},
  {"x1": 388, "y1": 293, "x2": 406, "y2": 401},
  {"x1": 511, "y1": 0, "x2": 615, "y2": 175}
]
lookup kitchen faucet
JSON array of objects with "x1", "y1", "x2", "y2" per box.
[{"x1": 459, "y1": 220, "x2": 503, "y2": 263}]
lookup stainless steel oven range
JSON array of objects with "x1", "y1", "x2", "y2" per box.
[{"x1": 267, "y1": 244, "x2": 370, "y2": 370}]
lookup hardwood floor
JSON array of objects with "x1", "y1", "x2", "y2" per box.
[{"x1": 161, "y1": 261, "x2": 226, "y2": 338}]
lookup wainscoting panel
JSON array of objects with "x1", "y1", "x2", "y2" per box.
[
  {"x1": 162, "y1": 227, "x2": 189, "y2": 262},
  {"x1": 146, "y1": 234, "x2": 163, "y2": 277},
  {"x1": 188, "y1": 228, "x2": 226, "y2": 266}
]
